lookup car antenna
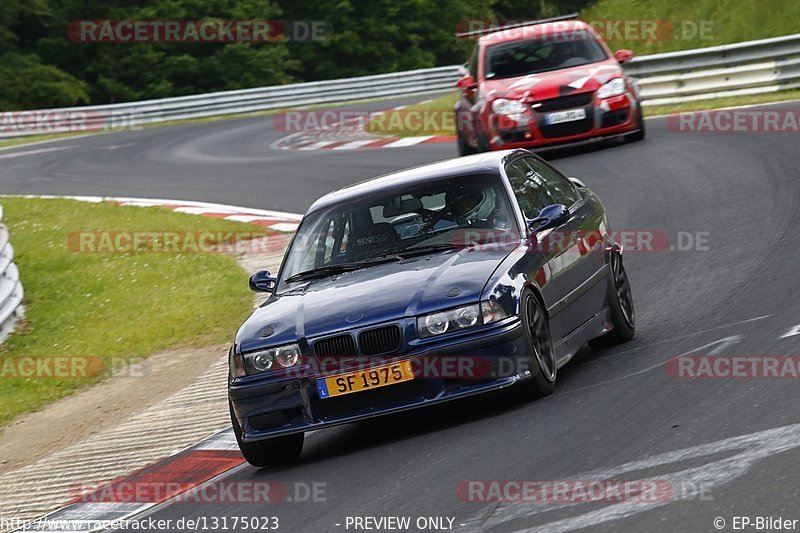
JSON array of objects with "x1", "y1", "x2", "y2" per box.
[{"x1": 454, "y1": 13, "x2": 580, "y2": 39}]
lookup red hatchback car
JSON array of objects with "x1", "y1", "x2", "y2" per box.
[{"x1": 455, "y1": 19, "x2": 645, "y2": 155}]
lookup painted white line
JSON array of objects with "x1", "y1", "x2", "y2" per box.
[
  {"x1": 0, "y1": 145, "x2": 75, "y2": 159},
  {"x1": 690, "y1": 335, "x2": 743, "y2": 355},
  {"x1": 331, "y1": 140, "x2": 375, "y2": 150},
  {"x1": 568, "y1": 314, "x2": 772, "y2": 370},
  {"x1": 556, "y1": 335, "x2": 745, "y2": 397},
  {"x1": 193, "y1": 429, "x2": 239, "y2": 451},
  {"x1": 465, "y1": 421, "x2": 800, "y2": 533},
  {"x1": 298, "y1": 140, "x2": 337, "y2": 150},
  {"x1": 3, "y1": 194, "x2": 304, "y2": 221},
  {"x1": 384, "y1": 136, "x2": 434, "y2": 148},
  {"x1": 780, "y1": 324, "x2": 800, "y2": 339},
  {"x1": 172, "y1": 206, "x2": 247, "y2": 215},
  {"x1": 222, "y1": 214, "x2": 282, "y2": 223},
  {"x1": 97, "y1": 143, "x2": 135, "y2": 150},
  {"x1": 392, "y1": 105, "x2": 407, "y2": 110},
  {"x1": 269, "y1": 222, "x2": 301, "y2": 232}
]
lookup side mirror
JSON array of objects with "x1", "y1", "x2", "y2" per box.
[
  {"x1": 614, "y1": 49, "x2": 634, "y2": 64},
  {"x1": 568, "y1": 176, "x2": 587, "y2": 188},
  {"x1": 529, "y1": 204, "x2": 570, "y2": 232},
  {"x1": 456, "y1": 75, "x2": 477, "y2": 90},
  {"x1": 249, "y1": 270, "x2": 277, "y2": 293}
]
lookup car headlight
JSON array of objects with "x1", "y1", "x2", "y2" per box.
[
  {"x1": 242, "y1": 343, "x2": 302, "y2": 374},
  {"x1": 491, "y1": 98, "x2": 527, "y2": 116},
  {"x1": 596, "y1": 78, "x2": 627, "y2": 99},
  {"x1": 418, "y1": 304, "x2": 481, "y2": 338},
  {"x1": 417, "y1": 301, "x2": 512, "y2": 338}
]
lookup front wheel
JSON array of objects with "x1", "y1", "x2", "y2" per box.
[
  {"x1": 625, "y1": 109, "x2": 646, "y2": 142},
  {"x1": 517, "y1": 290, "x2": 557, "y2": 401},
  {"x1": 589, "y1": 253, "x2": 636, "y2": 349},
  {"x1": 457, "y1": 131, "x2": 476, "y2": 156},
  {"x1": 230, "y1": 402, "x2": 304, "y2": 468}
]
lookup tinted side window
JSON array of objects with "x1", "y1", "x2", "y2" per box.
[
  {"x1": 505, "y1": 159, "x2": 556, "y2": 219},
  {"x1": 525, "y1": 157, "x2": 580, "y2": 207}
]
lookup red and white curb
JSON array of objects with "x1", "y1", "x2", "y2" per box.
[
  {"x1": 17, "y1": 429, "x2": 245, "y2": 532},
  {"x1": 274, "y1": 133, "x2": 455, "y2": 151},
  {"x1": 271, "y1": 103, "x2": 455, "y2": 151},
  {"x1": 10, "y1": 195, "x2": 303, "y2": 234}
]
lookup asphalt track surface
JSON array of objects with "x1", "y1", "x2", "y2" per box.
[{"x1": 3, "y1": 99, "x2": 800, "y2": 532}]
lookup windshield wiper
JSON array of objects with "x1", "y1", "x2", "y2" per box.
[
  {"x1": 399, "y1": 243, "x2": 460, "y2": 256},
  {"x1": 284, "y1": 255, "x2": 401, "y2": 283}
]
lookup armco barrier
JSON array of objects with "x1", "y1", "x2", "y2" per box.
[
  {"x1": 1, "y1": 33, "x2": 799, "y2": 138},
  {"x1": 0, "y1": 204, "x2": 24, "y2": 344}
]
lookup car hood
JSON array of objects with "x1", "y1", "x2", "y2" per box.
[
  {"x1": 236, "y1": 246, "x2": 515, "y2": 352},
  {"x1": 481, "y1": 59, "x2": 622, "y2": 102}
]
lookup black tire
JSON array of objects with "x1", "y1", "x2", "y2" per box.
[
  {"x1": 457, "y1": 131, "x2": 476, "y2": 156},
  {"x1": 625, "y1": 109, "x2": 645, "y2": 142},
  {"x1": 517, "y1": 290, "x2": 557, "y2": 401},
  {"x1": 475, "y1": 129, "x2": 491, "y2": 153},
  {"x1": 589, "y1": 253, "x2": 636, "y2": 349},
  {"x1": 230, "y1": 402, "x2": 304, "y2": 468}
]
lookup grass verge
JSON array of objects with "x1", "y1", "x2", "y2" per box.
[
  {"x1": 643, "y1": 89, "x2": 800, "y2": 116},
  {"x1": 581, "y1": 0, "x2": 800, "y2": 56},
  {"x1": 0, "y1": 197, "x2": 270, "y2": 427}
]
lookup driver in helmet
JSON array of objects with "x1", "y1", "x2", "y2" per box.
[
  {"x1": 549, "y1": 40, "x2": 577, "y2": 68},
  {"x1": 445, "y1": 185, "x2": 505, "y2": 228}
]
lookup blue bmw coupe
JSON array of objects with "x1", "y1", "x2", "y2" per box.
[{"x1": 228, "y1": 149, "x2": 635, "y2": 467}]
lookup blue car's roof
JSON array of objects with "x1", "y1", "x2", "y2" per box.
[{"x1": 308, "y1": 149, "x2": 527, "y2": 213}]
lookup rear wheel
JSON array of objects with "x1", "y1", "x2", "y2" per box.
[
  {"x1": 589, "y1": 253, "x2": 636, "y2": 349},
  {"x1": 517, "y1": 290, "x2": 557, "y2": 400},
  {"x1": 230, "y1": 402, "x2": 304, "y2": 468}
]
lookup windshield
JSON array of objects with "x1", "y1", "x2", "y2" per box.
[
  {"x1": 280, "y1": 173, "x2": 518, "y2": 285},
  {"x1": 485, "y1": 34, "x2": 608, "y2": 79}
]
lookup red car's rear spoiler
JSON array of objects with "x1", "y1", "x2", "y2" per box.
[{"x1": 455, "y1": 13, "x2": 580, "y2": 39}]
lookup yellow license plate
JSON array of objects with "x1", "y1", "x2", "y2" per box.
[{"x1": 316, "y1": 360, "x2": 414, "y2": 399}]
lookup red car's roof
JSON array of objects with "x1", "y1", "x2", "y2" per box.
[{"x1": 478, "y1": 20, "x2": 592, "y2": 45}]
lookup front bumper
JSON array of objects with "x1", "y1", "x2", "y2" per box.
[
  {"x1": 488, "y1": 92, "x2": 641, "y2": 150},
  {"x1": 229, "y1": 320, "x2": 527, "y2": 442}
]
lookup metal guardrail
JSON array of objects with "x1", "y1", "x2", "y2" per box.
[
  {"x1": 0, "y1": 204, "x2": 24, "y2": 345},
  {"x1": 629, "y1": 33, "x2": 800, "y2": 106},
  {"x1": 2, "y1": 33, "x2": 800, "y2": 138}
]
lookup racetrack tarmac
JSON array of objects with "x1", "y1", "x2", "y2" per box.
[{"x1": 4, "y1": 99, "x2": 800, "y2": 532}]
